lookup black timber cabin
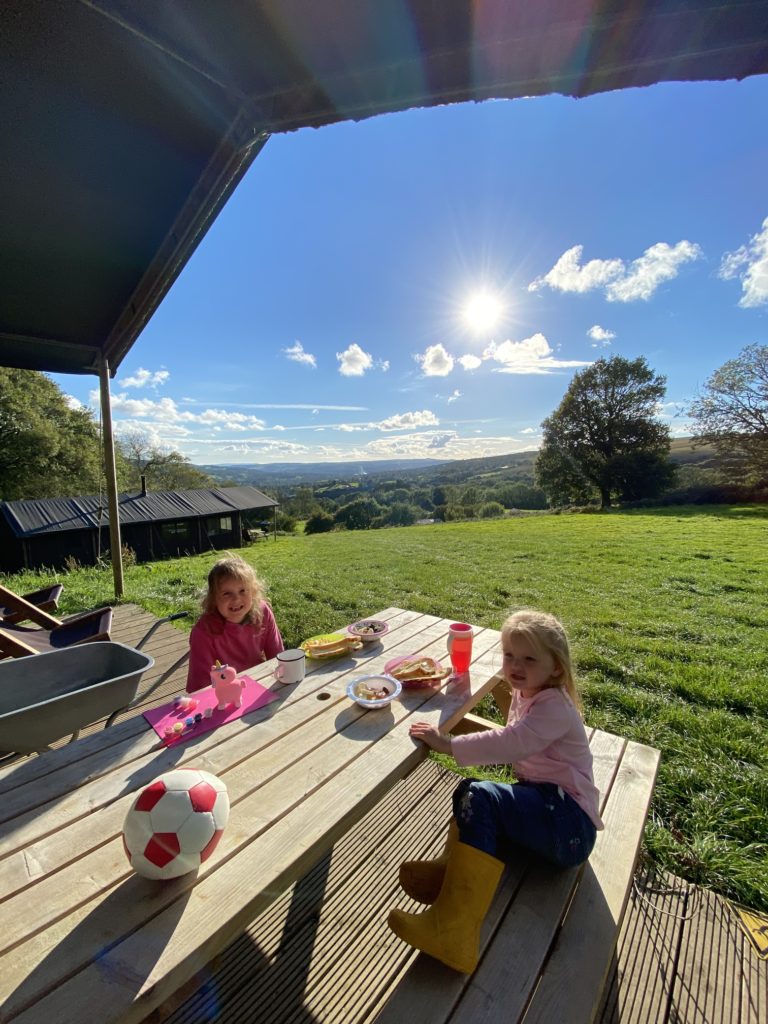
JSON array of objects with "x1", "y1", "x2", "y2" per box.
[{"x1": 0, "y1": 485, "x2": 277, "y2": 571}]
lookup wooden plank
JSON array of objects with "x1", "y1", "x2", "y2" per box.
[
  {"x1": 373, "y1": 728, "x2": 624, "y2": 1024},
  {"x1": 595, "y1": 868, "x2": 690, "y2": 1024},
  {"x1": 741, "y1": 907, "x2": 768, "y2": 1024},
  {"x1": 146, "y1": 760, "x2": 455, "y2": 1024},
  {"x1": 518, "y1": 740, "x2": 660, "y2": 1024},
  {"x1": 0, "y1": 609, "x2": 443, "y2": 834},
  {"x1": 0, "y1": 610, "x2": 454, "y2": 863},
  {"x1": 0, "y1": 618, "x2": 502, "y2": 1023},
  {"x1": 671, "y1": 884, "x2": 763, "y2": 1023}
]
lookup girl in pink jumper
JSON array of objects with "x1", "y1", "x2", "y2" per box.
[
  {"x1": 186, "y1": 555, "x2": 284, "y2": 693},
  {"x1": 388, "y1": 609, "x2": 602, "y2": 974}
]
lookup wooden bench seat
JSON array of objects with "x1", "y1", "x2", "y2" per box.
[{"x1": 146, "y1": 719, "x2": 659, "y2": 1024}]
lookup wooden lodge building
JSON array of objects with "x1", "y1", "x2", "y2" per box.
[{"x1": 0, "y1": 484, "x2": 277, "y2": 572}]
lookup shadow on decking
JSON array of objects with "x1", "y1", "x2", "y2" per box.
[{"x1": 4, "y1": 605, "x2": 764, "y2": 1024}]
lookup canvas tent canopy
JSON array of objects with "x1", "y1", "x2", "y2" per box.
[
  {"x1": 2, "y1": 0, "x2": 768, "y2": 378},
  {"x1": 2, "y1": 1, "x2": 767, "y2": 594}
]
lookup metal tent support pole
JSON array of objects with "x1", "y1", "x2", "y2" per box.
[{"x1": 99, "y1": 357, "x2": 124, "y2": 599}]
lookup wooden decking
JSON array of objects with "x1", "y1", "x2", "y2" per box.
[{"x1": 12, "y1": 604, "x2": 766, "y2": 1023}]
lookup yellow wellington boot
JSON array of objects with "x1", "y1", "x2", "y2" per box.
[
  {"x1": 399, "y1": 820, "x2": 458, "y2": 904},
  {"x1": 388, "y1": 842, "x2": 504, "y2": 974}
]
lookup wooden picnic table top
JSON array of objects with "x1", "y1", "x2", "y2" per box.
[{"x1": 0, "y1": 607, "x2": 504, "y2": 1024}]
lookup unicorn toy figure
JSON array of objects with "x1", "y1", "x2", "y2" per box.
[{"x1": 210, "y1": 661, "x2": 246, "y2": 710}]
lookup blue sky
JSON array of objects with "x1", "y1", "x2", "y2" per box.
[{"x1": 58, "y1": 74, "x2": 768, "y2": 465}]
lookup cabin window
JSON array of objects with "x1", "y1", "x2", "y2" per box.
[{"x1": 160, "y1": 520, "x2": 192, "y2": 542}]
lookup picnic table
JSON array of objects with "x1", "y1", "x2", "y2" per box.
[
  {"x1": 0, "y1": 607, "x2": 659, "y2": 1024},
  {"x1": 0, "y1": 608, "x2": 504, "y2": 1024}
]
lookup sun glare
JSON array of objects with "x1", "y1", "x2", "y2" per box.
[{"x1": 463, "y1": 291, "x2": 503, "y2": 332}]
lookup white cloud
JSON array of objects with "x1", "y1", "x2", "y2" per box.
[
  {"x1": 105, "y1": 393, "x2": 267, "y2": 431},
  {"x1": 119, "y1": 367, "x2": 169, "y2": 390},
  {"x1": 359, "y1": 432, "x2": 536, "y2": 461},
  {"x1": 337, "y1": 343, "x2": 373, "y2": 377},
  {"x1": 447, "y1": 389, "x2": 461, "y2": 403},
  {"x1": 483, "y1": 333, "x2": 591, "y2": 374},
  {"x1": 334, "y1": 410, "x2": 440, "y2": 433},
  {"x1": 719, "y1": 216, "x2": 768, "y2": 307},
  {"x1": 520, "y1": 427, "x2": 540, "y2": 435},
  {"x1": 587, "y1": 325, "x2": 616, "y2": 345},
  {"x1": 283, "y1": 341, "x2": 317, "y2": 368},
  {"x1": 529, "y1": 245, "x2": 623, "y2": 294},
  {"x1": 606, "y1": 241, "x2": 701, "y2": 302},
  {"x1": 64, "y1": 393, "x2": 83, "y2": 410},
  {"x1": 378, "y1": 410, "x2": 439, "y2": 431},
  {"x1": 458, "y1": 354, "x2": 482, "y2": 370},
  {"x1": 530, "y1": 241, "x2": 701, "y2": 302},
  {"x1": 426, "y1": 432, "x2": 458, "y2": 449},
  {"x1": 416, "y1": 343, "x2": 454, "y2": 376},
  {"x1": 378, "y1": 359, "x2": 390, "y2": 372}
]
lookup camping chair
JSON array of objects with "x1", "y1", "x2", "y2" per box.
[
  {"x1": 0, "y1": 583, "x2": 64, "y2": 624},
  {"x1": 0, "y1": 607, "x2": 113, "y2": 658}
]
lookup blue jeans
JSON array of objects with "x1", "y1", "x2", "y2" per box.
[{"x1": 452, "y1": 778, "x2": 597, "y2": 868}]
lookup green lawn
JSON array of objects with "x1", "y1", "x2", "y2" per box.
[{"x1": 4, "y1": 505, "x2": 767, "y2": 911}]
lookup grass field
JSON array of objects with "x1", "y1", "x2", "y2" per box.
[{"x1": 4, "y1": 505, "x2": 767, "y2": 911}]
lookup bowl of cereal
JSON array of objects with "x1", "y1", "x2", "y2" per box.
[
  {"x1": 347, "y1": 619, "x2": 390, "y2": 643},
  {"x1": 346, "y1": 674, "x2": 401, "y2": 709}
]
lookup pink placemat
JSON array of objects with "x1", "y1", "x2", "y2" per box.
[{"x1": 144, "y1": 675, "x2": 278, "y2": 746}]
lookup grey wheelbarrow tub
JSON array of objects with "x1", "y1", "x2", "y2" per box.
[{"x1": 0, "y1": 641, "x2": 155, "y2": 754}]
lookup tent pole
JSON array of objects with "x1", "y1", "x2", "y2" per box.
[{"x1": 99, "y1": 358, "x2": 124, "y2": 599}]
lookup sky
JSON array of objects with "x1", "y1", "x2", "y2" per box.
[{"x1": 57, "y1": 74, "x2": 768, "y2": 466}]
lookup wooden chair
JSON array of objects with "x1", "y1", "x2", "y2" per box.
[
  {"x1": 0, "y1": 590, "x2": 113, "y2": 658},
  {"x1": 0, "y1": 583, "x2": 64, "y2": 624}
]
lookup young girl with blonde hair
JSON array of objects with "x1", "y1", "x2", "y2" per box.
[
  {"x1": 186, "y1": 554, "x2": 283, "y2": 692},
  {"x1": 388, "y1": 609, "x2": 602, "y2": 974}
]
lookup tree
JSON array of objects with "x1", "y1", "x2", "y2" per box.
[
  {"x1": 117, "y1": 430, "x2": 212, "y2": 491},
  {"x1": 304, "y1": 511, "x2": 335, "y2": 534},
  {"x1": 0, "y1": 368, "x2": 116, "y2": 500},
  {"x1": 479, "y1": 501, "x2": 505, "y2": 518},
  {"x1": 689, "y1": 344, "x2": 768, "y2": 484},
  {"x1": 333, "y1": 498, "x2": 382, "y2": 530},
  {"x1": 536, "y1": 356, "x2": 673, "y2": 508},
  {"x1": 382, "y1": 503, "x2": 419, "y2": 526}
]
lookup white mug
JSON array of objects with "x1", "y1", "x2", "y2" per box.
[{"x1": 273, "y1": 648, "x2": 306, "y2": 685}]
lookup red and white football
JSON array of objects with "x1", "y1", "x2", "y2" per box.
[{"x1": 122, "y1": 768, "x2": 229, "y2": 880}]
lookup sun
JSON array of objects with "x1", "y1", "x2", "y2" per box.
[{"x1": 463, "y1": 291, "x2": 503, "y2": 333}]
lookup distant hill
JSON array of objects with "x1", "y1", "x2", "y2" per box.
[
  {"x1": 198, "y1": 441, "x2": 713, "y2": 490},
  {"x1": 197, "y1": 459, "x2": 443, "y2": 488}
]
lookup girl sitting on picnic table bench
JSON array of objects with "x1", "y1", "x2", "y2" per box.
[
  {"x1": 186, "y1": 555, "x2": 284, "y2": 692},
  {"x1": 388, "y1": 609, "x2": 603, "y2": 974}
]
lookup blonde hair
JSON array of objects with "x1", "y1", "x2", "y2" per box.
[
  {"x1": 501, "y1": 609, "x2": 581, "y2": 711},
  {"x1": 201, "y1": 554, "x2": 265, "y2": 625}
]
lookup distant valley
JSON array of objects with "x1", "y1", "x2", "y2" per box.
[{"x1": 197, "y1": 440, "x2": 715, "y2": 492}]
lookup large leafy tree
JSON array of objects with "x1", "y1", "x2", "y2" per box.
[
  {"x1": 536, "y1": 356, "x2": 674, "y2": 508},
  {"x1": 688, "y1": 344, "x2": 768, "y2": 484},
  {"x1": 0, "y1": 368, "x2": 110, "y2": 500},
  {"x1": 117, "y1": 430, "x2": 212, "y2": 491}
]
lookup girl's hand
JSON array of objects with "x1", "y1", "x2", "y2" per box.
[{"x1": 409, "y1": 721, "x2": 452, "y2": 754}]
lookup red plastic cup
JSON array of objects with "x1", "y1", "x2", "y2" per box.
[{"x1": 447, "y1": 622, "x2": 473, "y2": 673}]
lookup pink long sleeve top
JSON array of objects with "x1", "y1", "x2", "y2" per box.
[
  {"x1": 186, "y1": 601, "x2": 284, "y2": 692},
  {"x1": 451, "y1": 686, "x2": 604, "y2": 829}
]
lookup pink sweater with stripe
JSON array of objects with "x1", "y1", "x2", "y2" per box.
[{"x1": 451, "y1": 686, "x2": 603, "y2": 829}]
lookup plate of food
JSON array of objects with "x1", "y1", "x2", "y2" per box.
[
  {"x1": 384, "y1": 654, "x2": 450, "y2": 689},
  {"x1": 347, "y1": 619, "x2": 390, "y2": 643},
  {"x1": 347, "y1": 674, "x2": 402, "y2": 709},
  {"x1": 301, "y1": 633, "x2": 363, "y2": 659}
]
